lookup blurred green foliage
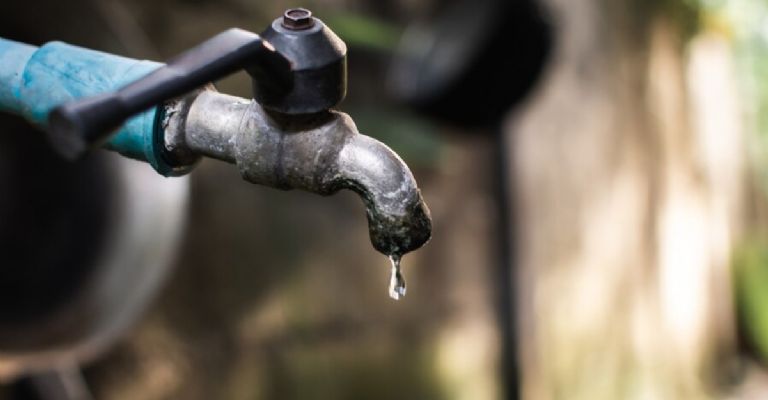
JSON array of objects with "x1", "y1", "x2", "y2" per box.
[
  {"x1": 350, "y1": 107, "x2": 443, "y2": 169},
  {"x1": 733, "y1": 241, "x2": 768, "y2": 361},
  {"x1": 325, "y1": 13, "x2": 401, "y2": 52},
  {"x1": 314, "y1": 12, "x2": 445, "y2": 170},
  {"x1": 699, "y1": 0, "x2": 768, "y2": 364},
  {"x1": 658, "y1": 0, "x2": 702, "y2": 38}
]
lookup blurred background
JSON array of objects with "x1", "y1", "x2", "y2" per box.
[{"x1": 1, "y1": 0, "x2": 768, "y2": 399}]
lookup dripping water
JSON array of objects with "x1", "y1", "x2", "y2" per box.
[{"x1": 388, "y1": 254, "x2": 406, "y2": 300}]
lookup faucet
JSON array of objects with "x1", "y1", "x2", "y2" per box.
[
  {"x1": 0, "y1": 8, "x2": 431, "y2": 288},
  {"x1": 174, "y1": 92, "x2": 431, "y2": 257}
]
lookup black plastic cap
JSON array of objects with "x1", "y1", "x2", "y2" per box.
[{"x1": 254, "y1": 13, "x2": 347, "y2": 115}]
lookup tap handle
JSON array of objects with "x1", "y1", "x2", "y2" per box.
[{"x1": 47, "y1": 28, "x2": 291, "y2": 160}]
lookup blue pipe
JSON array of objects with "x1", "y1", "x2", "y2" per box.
[{"x1": 0, "y1": 38, "x2": 180, "y2": 176}]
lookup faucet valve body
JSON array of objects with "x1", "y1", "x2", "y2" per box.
[{"x1": 178, "y1": 90, "x2": 432, "y2": 257}]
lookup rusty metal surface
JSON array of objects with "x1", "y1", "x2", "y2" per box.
[{"x1": 175, "y1": 90, "x2": 432, "y2": 258}]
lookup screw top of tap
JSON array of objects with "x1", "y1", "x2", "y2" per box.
[{"x1": 282, "y1": 8, "x2": 315, "y2": 30}]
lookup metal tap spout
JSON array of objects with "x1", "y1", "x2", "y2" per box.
[{"x1": 169, "y1": 90, "x2": 432, "y2": 256}]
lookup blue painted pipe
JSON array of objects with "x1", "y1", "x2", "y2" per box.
[{"x1": 0, "y1": 38, "x2": 180, "y2": 175}]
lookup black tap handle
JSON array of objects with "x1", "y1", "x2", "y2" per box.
[{"x1": 47, "y1": 28, "x2": 291, "y2": 160}]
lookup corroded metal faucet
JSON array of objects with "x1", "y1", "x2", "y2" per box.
[
  {"x1": 172, "y1": 92, "x2": 431, "y2": 257},
  {"x1": 0, "y1": 8, "x2": 432, "y2": 277}
]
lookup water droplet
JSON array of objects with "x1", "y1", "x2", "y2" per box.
[{"x1": 388, "y1": 254, "x2": 406, "y2": 300}]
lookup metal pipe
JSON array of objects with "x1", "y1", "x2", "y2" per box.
[
  {"x1": 168, "y1": 90, "x2": 432, "y2": 256},
  {"x1": 179, "y1": 91, "x2": 247, "y2": 164}
]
